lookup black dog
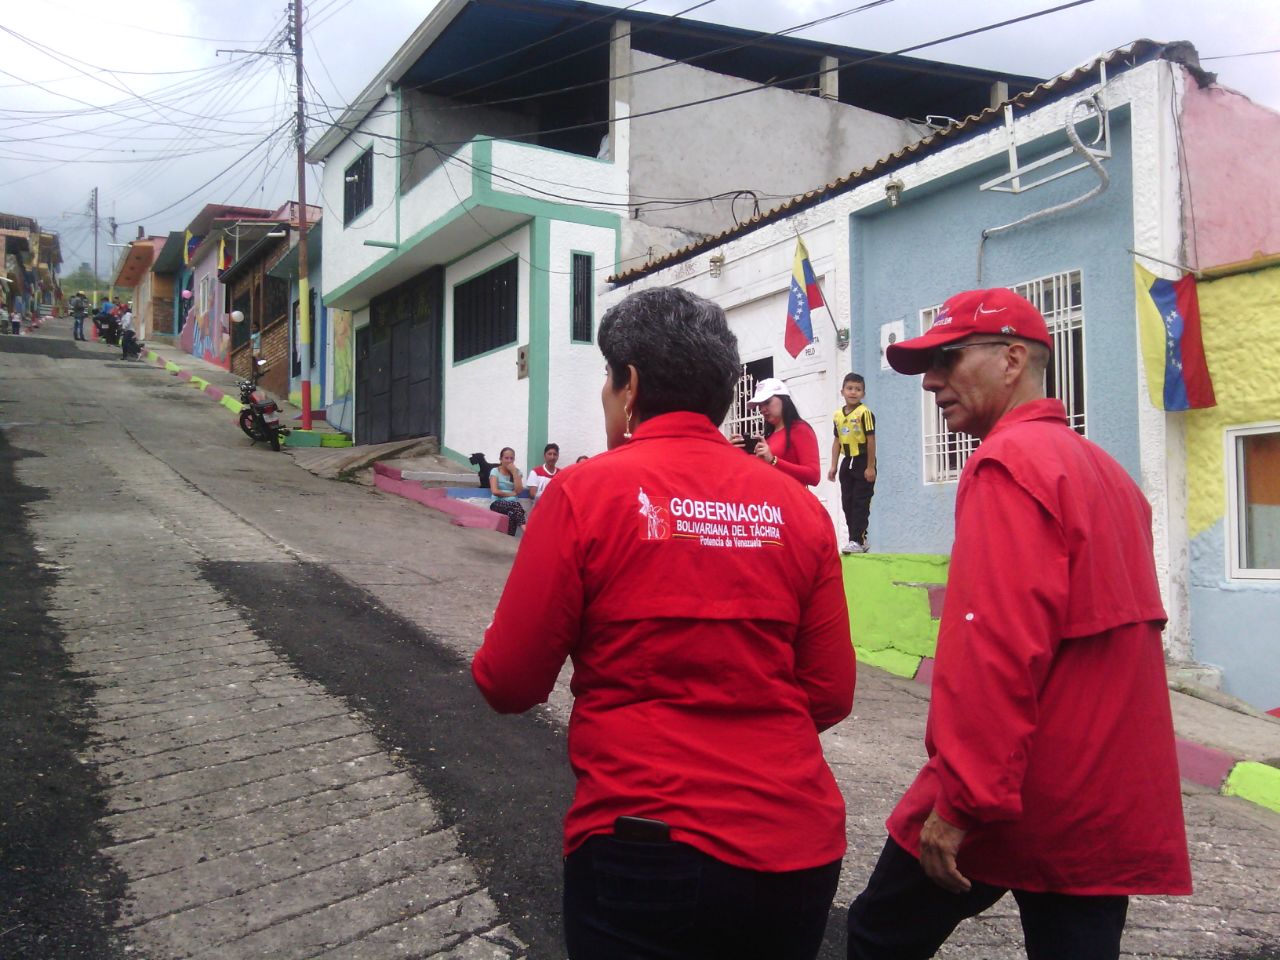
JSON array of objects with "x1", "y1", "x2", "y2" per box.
[{"x1": 469, "y1": 452, "x2": 497, "y2": 488}]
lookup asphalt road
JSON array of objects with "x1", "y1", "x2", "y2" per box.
[{"x1": 2, "y1": 319, "x2": 1279, "y2": 960}]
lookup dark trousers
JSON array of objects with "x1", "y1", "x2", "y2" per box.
[
  {"x1": 488, "y1": 497, "x2": 526, "y2": 536},
  {"x1": 565, "y1": 834, "x2": 841, "y2": 960},
  {"x1": 847, "y1": 839, "x2": 1129, "y2": 960},
  {"x1": 839, "y1": 454, "x2": 875, "y2": 543}
]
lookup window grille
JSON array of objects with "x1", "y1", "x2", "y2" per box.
[
  {"x1": 571, "y1": 253, "x2": 594, "y2": 343},
  {"x1": 723, "y1": 357, "x2": 774, "y2": 440},
  {"x1": 453, "y1": 258, "x2": 518, "y2": 362},
  {"x1": 343, "y1": 149, "x2": 374, "y2": 226},
  {"x1": 921, "y1": 269, "x2": 1086, "y2": 483}
]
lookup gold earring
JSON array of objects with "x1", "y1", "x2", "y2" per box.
[{"x1": 623, "y1": 407, "x2": 633, "y2": 440}]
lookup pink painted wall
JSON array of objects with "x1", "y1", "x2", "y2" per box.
[{"x1": 1180, "y1": 81, "x2": 1280, "y2": 270}]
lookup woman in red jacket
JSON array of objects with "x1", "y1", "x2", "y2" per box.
[
  {"x1": 472, "y1": 287, "x2": 855, "y2": 960},
  {"x1": 734, "y1": 377, "x2": 821, "y2": 486}
]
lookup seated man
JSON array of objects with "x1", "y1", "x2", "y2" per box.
[{"x1": 526, "y1": 442, "x2": 561, "y2": 503}]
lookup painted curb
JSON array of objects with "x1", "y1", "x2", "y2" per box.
[
  {"x1": 372, "y1": 473, "x2": 508, "y2": 533},
  {"x1": 1222, "y1": 760, "x2": 1280, "y2": 814}
]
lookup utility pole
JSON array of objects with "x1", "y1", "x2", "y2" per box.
[
  {"x1": 90, "y1": 187, "x2": 99, "y2": 301},
  {"x1": 108, "y1": 216, "x2": 119, "y2": 300},
  {"x1": 291, "y1": 0, "x2": 314, "y2": 431}
]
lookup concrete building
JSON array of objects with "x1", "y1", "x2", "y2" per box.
[
  {"x1": 308, "y1": 0, "x2": 1034, "y2": 462},
  {"x1": 603, "y1": 41, "x2": 1280, "y2": 708},
  {"x1": 112, "y1": 234, "x2": 170, "y2": 340}
]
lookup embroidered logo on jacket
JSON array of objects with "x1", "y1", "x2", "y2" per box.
[
  {"x1": 637, "y1": 488, "x2": 671, "y2": 541},
  {"x1": 638, "y1": 487, "x2": 784, "y2": 548}
]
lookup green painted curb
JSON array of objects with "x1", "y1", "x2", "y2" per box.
[
  {"x1": 842, "y1": 554, "x2": 947, "y2": 657},
  {"x1": 164, "y1": 361, "x2": 180, "y2": 373},
  {"x1": 220, "y1": 395, "x2": 242, "y2": 413},
  {"x1": 190, "y1": 377, "x2": 209, "y2": 390},
  {"x1": 144, "y1": 350, "x2": 160, "y2": 362},
  {"x1": 286, "y1": 430, "x2": 324, "y2": 447},
  {"x1": 856, "y1": 646, "x2": 923, "y2": 679},
  {"x1": 1223, "y1": 761, "x2": 1280, "y2": 814},
  {"x1": 320, "y1": 433, "x2": 353, "y2": 448}
]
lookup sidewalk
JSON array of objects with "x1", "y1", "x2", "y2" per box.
[
  {"x1": 130, "y1": 333, "x2": 1280, "y2": 821},
  {"x1": 137, "y1": 336, "x2": 350, "y2": 449}
]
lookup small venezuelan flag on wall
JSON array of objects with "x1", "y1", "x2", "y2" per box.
[
  {"x1": 785, "y1": 238, "x2": 825, "y2": 358},
  {"x1": 1134, "y1": 262, "x2": 1216, "y2": 411}
]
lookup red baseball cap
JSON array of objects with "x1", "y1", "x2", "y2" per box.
[{"x1": 886, "y1": 288, "x2": 1051, "y2": 375}]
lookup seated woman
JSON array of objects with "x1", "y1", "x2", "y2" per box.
[
  {"x1": 487, "y1": 447, "x2": 526, "y2": 536},
  {"x1": 472, "y1": 286, "x2": 855, "y2": 960}
]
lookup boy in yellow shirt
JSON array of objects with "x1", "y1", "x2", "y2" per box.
[{"x1": 827, "y1": 373, "x2": 876, "y2": 553}]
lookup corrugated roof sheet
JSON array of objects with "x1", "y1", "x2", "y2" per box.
[{"x1": 609, "y1": 39, "x2": 1170, "y2": 285}]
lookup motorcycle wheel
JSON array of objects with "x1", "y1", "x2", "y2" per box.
[
  {"x1": 238, "y1": 410, "x2": 266, "y2": 442},
  {"x1": 269, "y1": 431, "x2": 281, "y2": 452}
]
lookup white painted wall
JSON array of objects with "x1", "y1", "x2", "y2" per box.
[
  {"x1": 399, "y1": 139, "x2": 477, "y2": 241},
  {"x1": 545, "y1": 220, "x2": 617, "y2": 463},
  {"x1": 443, "y1": 227, "x2": 532, "y2": 468},
  {"x1": 320, "y1": 94, "x2": 400, "y2": 295},
  {"x1": 490, "y1": 140, "x2": 629, "y2": 211}
]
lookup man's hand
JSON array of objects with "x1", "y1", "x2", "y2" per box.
[
  {"x1": 865, "y1": 465, "x2": 877, "y2": 483},
  {"x1": 827, "y1": 465, "x2": 838, "y2": 482},
  {"x1": 918, "y1": 809, "x2": 971, "y2": 893}
]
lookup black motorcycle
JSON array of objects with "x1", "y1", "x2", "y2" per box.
[
  {"x1": 94, "y1": 313, "x2": 121, "y2": 346},
  {"x1": 237, "y1": 360, "x2": 288, "y2": 452},
  {"x1": 121, "y1": 330, "x2": 144, "y2": 360}
]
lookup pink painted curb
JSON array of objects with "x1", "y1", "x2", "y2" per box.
[
  {"x1": 1175, "y1": 737, "x2": 1237, "y2": 789},
  {"x1": 373, "y1": 462, "x2": 403, "y2": 481},
  {"x1": 373, "y1": 473, "x2": 507, "y2": 533},
  {"x1": 913, "y1": 657, "x2": 935, "y2": 686},
  {"x1": 205, "y1": 386, "x2": 225, "y2": 401},
  {"x1": 176, "y1": 369, "x2": 193, "y2": 381}
]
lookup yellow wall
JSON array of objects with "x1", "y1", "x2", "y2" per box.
[{"x1": 1185, "y1": 266, "x2": 1280, "y2": 538}]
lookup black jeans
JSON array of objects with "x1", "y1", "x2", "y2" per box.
[
  {"x1": 839, "y1": 454, "x2": 875, "y2": 543},
  {"x1": 847, "y1": 839, "x2": 1129, "y2": 960},
  {"x1": 565, "y1": 834, "x2": 841, "y2": 960}
]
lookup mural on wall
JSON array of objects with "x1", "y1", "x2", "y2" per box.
[
  {"x1": 329, "y1": 309, "x2": 355, "y2": 433},
  {"x1": 180, "y1": 270, "x2": 230, "y2": 368}
]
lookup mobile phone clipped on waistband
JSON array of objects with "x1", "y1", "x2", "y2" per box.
[{"x1": 614, "y1": 815, "x2": 671, "y2": 843}]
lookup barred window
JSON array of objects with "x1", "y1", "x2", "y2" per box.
[
  {"x1": 921, "y1": 269, "x2": 1086, "y2": 483},
  {"x1": 571, "y1": 253, "x2": 594, "y2": 343},
  {"x1": 343, "y1": 149, "x2": 373, "y2": 226},
  {"x1": 723, "y1": 357, "x2": 773, "y2": 440},
  {"x1": 453, "y1": 258, "x2": 518, "y2": 362}
]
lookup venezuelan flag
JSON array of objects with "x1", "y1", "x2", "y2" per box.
[
  {"x1": 785, "y1": 238, "x2": 825, "y2": 358},
  {"x1": 1134, "y1": 262, "x2": 1216, "y2": 411}
]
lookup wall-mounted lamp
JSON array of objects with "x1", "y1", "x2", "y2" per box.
[
  {"x1": 344, "y1": 174, "x2": 360, "y2": 183},
  {"x1": 708, "y1": 253, "x2": 726, "y2": 278},
  {"x1": 265, "y1": 231, "x2": 287, "y2": 238},
  {"x1": 884, "y1": 178, "x2": 905, "y2": 208}
]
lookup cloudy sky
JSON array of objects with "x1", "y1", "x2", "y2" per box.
[{"x1": 2, "y1": 0, "x2": 1277, "y2": 276}]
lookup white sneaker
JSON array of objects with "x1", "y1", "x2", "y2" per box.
[{"x1": 841, "y1": 541, "x2": 863, "y2": 555}]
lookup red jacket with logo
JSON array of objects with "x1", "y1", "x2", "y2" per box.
[
  {"x1": 473, "y1": 411, "x2": 855, "y2": 871},
  {"x1": 887, "y1": 400, "x2": 1192, "y2": 895}
]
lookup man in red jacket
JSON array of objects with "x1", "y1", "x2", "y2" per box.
[{"x1": 847, "y1": 288, "x2": 1191, "y2": 959}]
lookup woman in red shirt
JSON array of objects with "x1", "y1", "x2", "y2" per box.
[
  {"x1": 472, "y1": 287, "x2": 855, "y2": 960},
  {"x1": 734, "y1": 377, "x2": 821, "y2": 486}
]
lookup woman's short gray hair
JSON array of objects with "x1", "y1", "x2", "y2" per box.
[{"x1": 598, "y1": 287, "x2": 740, "y2": 424}]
